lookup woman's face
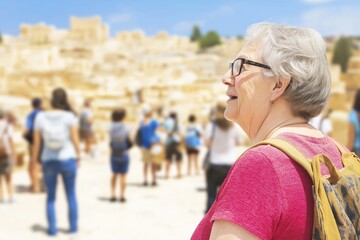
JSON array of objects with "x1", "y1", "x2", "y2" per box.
[{"x1": 222, "y1": 43, "x2": 276, "y2": 137}]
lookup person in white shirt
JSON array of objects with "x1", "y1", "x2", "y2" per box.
[
  {"x1": 32, "y1": 88, "x2": 81, "y2": 236},
  {"x1": 204, "y1": 102, "x2": 242, "y2": 212}
]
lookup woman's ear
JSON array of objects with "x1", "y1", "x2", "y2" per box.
[{"x1": 270, "y1": 76, "x2": 291, "y2": 102}]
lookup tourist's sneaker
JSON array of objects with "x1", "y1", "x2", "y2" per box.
[{"x1": 69, "y1": 232, "x2": 78, "y2": 240}]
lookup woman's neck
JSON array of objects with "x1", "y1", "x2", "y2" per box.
[{"x1": 250, "y1": 100, "x2": 311, "y2": 144}]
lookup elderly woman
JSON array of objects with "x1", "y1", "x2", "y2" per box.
[{"x1": 191, "y1": 23, "x2": 346, "y2": 239}]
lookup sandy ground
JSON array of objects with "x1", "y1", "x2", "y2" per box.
[{"x1": 0, "y1": 145, "x2": 209, "y2": 240}]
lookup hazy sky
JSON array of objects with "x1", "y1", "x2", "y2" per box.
[{"x1": 0, "y1": 0, "x2": 359, "y2": 37}]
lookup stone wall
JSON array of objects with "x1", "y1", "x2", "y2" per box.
[{"x1": 0, "y1": 16, "x2": 359, "y2": 156}]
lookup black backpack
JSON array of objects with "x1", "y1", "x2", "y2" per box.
[
  {"x1": 110, "y1": 138, "x2": 132, "y2": 153},
  {"x1": 135, "y1": 127, "x2": 142, "y2": 146}
]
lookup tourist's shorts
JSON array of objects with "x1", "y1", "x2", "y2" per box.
[
  {"x1": 165, "y1": 143, "x2": 182, "y2": 162},
  {"x1": 0, "y1": 156, "x2": 11, "y2": 175},
  {"x1": 141, "y1": 148, "x2": 153, "y2": 164},
  {"x1": 79, "y1": 129, "x2": 94, "y2": 141},
  {"x1": 186, "y1": 147, "x2": 200, "y2": 155},
  {"x1": 150, "y1": 144, "x2": 165, "y2": 166},
  {"x1": 110, "y1": 154, "x2": 129, "y2": 174}
]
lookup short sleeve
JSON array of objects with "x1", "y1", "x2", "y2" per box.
[
  {"x1": 211, "y1": 149, "x2": 283, "y2": 240},
  {"x1": 69, "y1": 113, "x2": 78, "y2": 127},
  {"x1": 196, "y1": 124, "x2": 203, "y2": 134},
  {"x1": 151, "y1": 119, "x2": 159, "y2": 129}
]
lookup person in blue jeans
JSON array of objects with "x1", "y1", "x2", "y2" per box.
[
  {"x1": 42, "y1": 160, "x2": 77, "y2": 233},
  {"x1": 32, "y1": 88, "x2": 81, "y2": 236}
]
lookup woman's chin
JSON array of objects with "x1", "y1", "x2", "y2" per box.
[{"x1": 224, "y1": 109, "x2": 234, "y2": 121}]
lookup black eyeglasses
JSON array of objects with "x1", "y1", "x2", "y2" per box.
[{"x1": 228, "y1": 57, "x2": 271, "y2": 77}]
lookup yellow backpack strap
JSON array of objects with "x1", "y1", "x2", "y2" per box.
[
  {"x1": 328, "y1": 138, "x2": 347, "y2": 154},
  {"x1": 252, "y1": 138, "x2": 314, "y2": 178}
]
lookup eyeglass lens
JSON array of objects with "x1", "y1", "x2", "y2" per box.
[{"x1": 233, "y1": 59, "x2": 243, "y2": 76}]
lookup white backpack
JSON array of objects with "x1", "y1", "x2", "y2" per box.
[{"x1": 42, "y1": 115, "x2": 67, "y2": 150}]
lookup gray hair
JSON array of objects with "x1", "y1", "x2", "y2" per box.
[{"x1": 246, "y1": 23, "x2": 331, "y2": 120}]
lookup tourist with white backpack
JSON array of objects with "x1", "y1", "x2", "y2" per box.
[{"x1": 32, "y1": 88, "x2": 81, "y2": 237}]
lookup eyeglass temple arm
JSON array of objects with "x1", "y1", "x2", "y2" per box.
[{"x1": 244, "y1": 59, "x2": 270, "y2": 69}]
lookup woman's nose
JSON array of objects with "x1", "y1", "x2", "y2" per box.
[{"x1": 222, "y1": 70, "x2": 234, "y2": 85}]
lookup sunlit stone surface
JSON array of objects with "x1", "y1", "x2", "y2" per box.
[{"x1": 0, "y1": 16, "x2": 359, "y2": 162}]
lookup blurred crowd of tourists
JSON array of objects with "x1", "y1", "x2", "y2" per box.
[{"x1": 0, "y1": 86, "x2": 359, "y2": 237}]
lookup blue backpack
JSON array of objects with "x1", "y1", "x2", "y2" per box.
[{"x1": 185, "y1": 127, "x2": 200, "y2": 148}]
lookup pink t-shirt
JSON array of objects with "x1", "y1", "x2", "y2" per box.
[{"x1": 191, "y1": 133, "x2": 345, "y2": 240}]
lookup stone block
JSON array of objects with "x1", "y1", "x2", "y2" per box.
[{"x1": 329, "y1": 111, "x2": 349, "y2": 146}]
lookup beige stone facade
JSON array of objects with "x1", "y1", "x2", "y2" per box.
[
  {"x1": 69, "y1": 16, "x2": 109, "y2": 44},
  {"x1": 344, "y1": 55, "x2": 360, "y2": 90}
]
